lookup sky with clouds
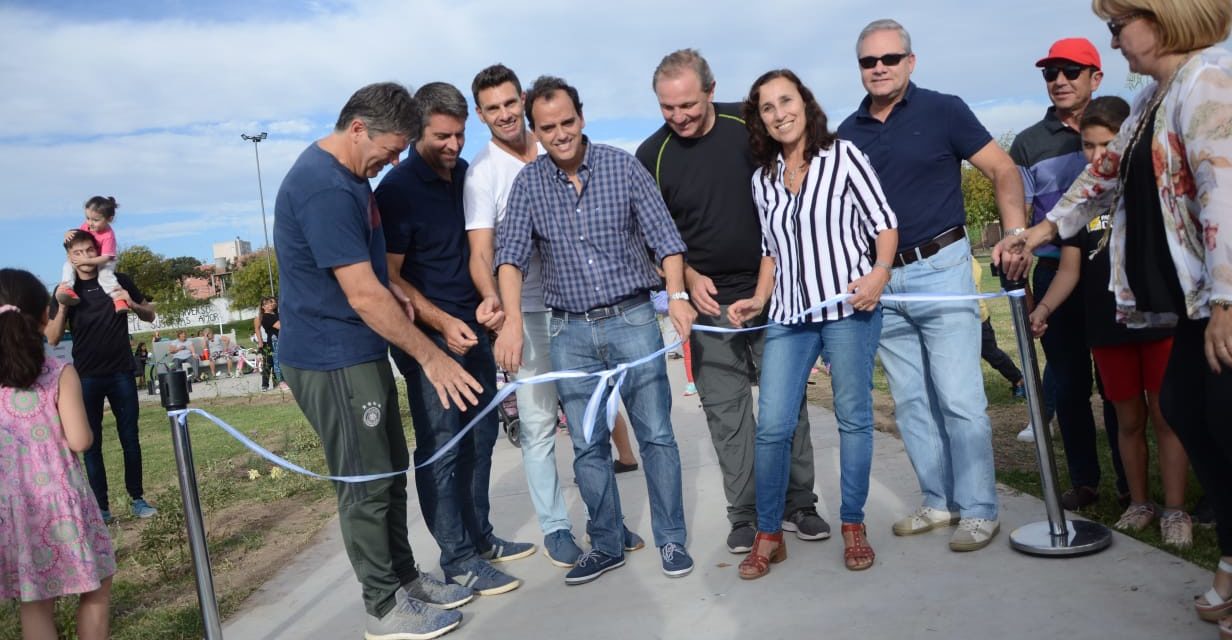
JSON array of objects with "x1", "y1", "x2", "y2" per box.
[{"x1": 1, "y1": 0, "x2": 1174, "y2": 288}]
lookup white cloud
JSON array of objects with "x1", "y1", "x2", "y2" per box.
[{"x1": 5, "y1": 0, "x2": 1190, "y2": 280}]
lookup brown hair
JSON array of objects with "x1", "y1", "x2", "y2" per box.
[
  {"x1": 0, "y1": 269, "x2": 50, "y2": 389},
  {"x1": 84, "y1": 195, "x2": 118, "y2": 220},
  {"x1": 741, "y1": 69, "x2": 836, "y2": 178},
  {"x1": 1080, "y1": 95, "x2": 1131, "y2": 132}
]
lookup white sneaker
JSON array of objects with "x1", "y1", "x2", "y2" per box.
[
  {"x1": 949, "y1": 518, "x2": 1000, "y2": 552},
  {"x1": 1016, "y1": 423, "x2": 1036, "y2": 443},
  {"x1": 892, "y1": 506, "x2": 960, "y2": 536}
]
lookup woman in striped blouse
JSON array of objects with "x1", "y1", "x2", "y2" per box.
[{"x1": 731, "y1": 70, "x2": 898, "y2": 578}]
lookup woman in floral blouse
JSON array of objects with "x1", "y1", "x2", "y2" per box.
[{"x1": 1000, "y1": 0, "x2": 1232, "y2": 634}]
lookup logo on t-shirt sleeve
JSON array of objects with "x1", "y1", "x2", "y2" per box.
[{"x1": 368, "y1": 194, "x2": 382, "y2": 230}]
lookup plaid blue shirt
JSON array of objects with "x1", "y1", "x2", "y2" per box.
[{"x1": 497, "y1": 140, "x2": 686, "y2": 313}]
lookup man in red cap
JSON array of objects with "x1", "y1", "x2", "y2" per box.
[{"x1": 1008, "y1": 38, "x2": 1126, "y2": 511}]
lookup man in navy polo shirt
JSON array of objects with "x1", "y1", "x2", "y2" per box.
[
  {"x1": 1009, "y1": 38, "x2": 1127, "y2": 510},
  {"x1": 837, "y1": 19, "x2": 1030, "y2": 552},
  {"x1": 375, "y1": 82, "x2": 533, "y2": 598},
  {"x1": 275, "y1": 82, "x2": 480, "y2": 639}
]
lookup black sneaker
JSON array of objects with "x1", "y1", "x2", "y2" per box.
[
  {"x1": 564, "y1": 550, "x2": 625, "y2": 586},
  {"x1": 1060, "y1": 486, "x2": 1100, "y2": 511},
  {"x1": 726, "y1": 522, "x2": 755, "y2": 554},
  {"x1": 613, "y1": 459, "x2": 639, "y2": 473},
  {"x1": 782, "y1": 508, "x2": 831, "y2": 541}
]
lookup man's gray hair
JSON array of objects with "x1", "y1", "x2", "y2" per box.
[
  {"x1": 652, "y1": 48, "x2": 716, "y2": 93},
  {"x1": 413, "y1": 82, "x2": 469, "y2": 139},
  {"x1": 856, "y1": 18, "x2": 912, "y2": 55},
  {"x1": 333, "y1": 82, "x2": 418, "y2": 137}
]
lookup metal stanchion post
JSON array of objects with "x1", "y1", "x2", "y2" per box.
[
  {"x1": 159, "y1": 370, "x2": 224, "y2": 638},
  {"x1": 996, "y1": 267, "x2": 1112, "y2": 556}
]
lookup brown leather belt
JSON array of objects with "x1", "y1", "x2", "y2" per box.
[{"x1": 892, "y1": 227, "x2": 966, "y2": 268}]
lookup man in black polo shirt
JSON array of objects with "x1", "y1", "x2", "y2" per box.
[
  {"x1": 635, "y1": 49, "x2": 827, "y2": 554},
  {"x1": 375, "y1": 82, "x2": 531, "y2": 597},
  {"x1": 45, "y1": 230, "x2": 158, "y2": 524}
]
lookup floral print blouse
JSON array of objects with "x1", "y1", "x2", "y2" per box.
[{"x1": 1047, "y1": 46, "x2": 1232, "y2": 328}]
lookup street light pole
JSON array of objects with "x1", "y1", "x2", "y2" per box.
[{"x1": 241, "y1": 132, "x2": 276, "y2": 296}]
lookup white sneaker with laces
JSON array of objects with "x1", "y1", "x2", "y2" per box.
[
  {"x1": 949, "y1": 518, "x2": 1000, "y2": 551},
  {"x1": 892, "y1": 506, "x2": 960, "y2": 536}
]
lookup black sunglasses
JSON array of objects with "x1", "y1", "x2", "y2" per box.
[
  {"x1": 858, "y1": 52, "x2": 909, "y2": 69},
  {"x1": 1107, "y1": 12, "x2": 1148, "y2": 38},
  {"x1": 1042, "y1": 64, "x2": 1090, "y2": 82}
]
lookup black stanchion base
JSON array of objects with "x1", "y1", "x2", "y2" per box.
[{"x1": 1009, "y1": 519, "x2": 1113, "y2": 557}]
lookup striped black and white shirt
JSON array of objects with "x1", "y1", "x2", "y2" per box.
[{"x1": 751, "y1": 139, "x2": 897, "y2": 324}]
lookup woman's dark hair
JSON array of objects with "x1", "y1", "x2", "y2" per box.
[
  {"x1": 84, "y1": 195, "x2": 119, "y2": 220},
  {"x1": 741, "y1": 69, "x2": 836, "y2": 178},
  {"x1": 1080, "y1": 95, "x2": 1131, "y2": 133},
  {"x1": 0, "y1": 269, "x2": 50, "y2": 389}
]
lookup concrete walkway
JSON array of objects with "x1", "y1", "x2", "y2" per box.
[{"x1": 223, "y1": 361, "x2": 1216, "y2": 640}]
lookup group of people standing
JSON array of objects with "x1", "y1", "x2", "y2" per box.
[{"x1": 265, "y1": 14, "x2": 1036, "y2": 639}]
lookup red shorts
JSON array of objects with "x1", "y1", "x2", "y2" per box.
[{"x1": 1091, "y1": 338, "x2": 1174, "y2": 403}]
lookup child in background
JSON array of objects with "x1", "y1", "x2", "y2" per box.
[
  {"x1": 1028, "y1": 96, "x2": 1188, "y2": 545},
  {"x1": 57, "y1": 196, "x2": 127, "y2": 313},
  {"x1": 0, "y1": 268, "x2": 116, "y2": 640},
  {"x1": 972, "y1": 258, "x2": 1026, "y2": 399}
]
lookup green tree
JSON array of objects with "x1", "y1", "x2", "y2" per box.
[
  {"x1": 229, "y1": 248, "x2": 278, "y2": 311},
  {"x1": 116, "y1": 245, "x2": 208, "y2": 324},
  {"x1": 962, "y1": 163, "x2": 999, "y2": 228},
  {"x1": 166, "y1": 256, "x2": 203, "y2": 281}
]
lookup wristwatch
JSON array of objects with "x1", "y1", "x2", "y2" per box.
[
  {"x1": 1004, "y1": 227, "x2": 1026, "y2": 237},
  {"x1": 668, "y1": 291, "x2": 690, "y2": 301}
]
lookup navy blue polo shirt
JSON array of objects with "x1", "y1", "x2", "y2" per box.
[
  {"x1": 837, "y1": 82, "x2": 992, "y2": 251},
  {"x1": 273, "y1": 142, "x2": 390, "y2": 371},
  {"x1": 374, "y1": 147, "x2": 478, "y2": 324}
]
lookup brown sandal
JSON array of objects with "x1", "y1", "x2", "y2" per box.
[
  {"x1": 842, "y1": 523, "x2": 875, "y2": 571},
  {"x1": 739, "y1": 531, "x2": 786, "y2": 580}
]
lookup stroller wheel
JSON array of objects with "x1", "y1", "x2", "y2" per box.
[{"x1": 506, "y1": 418, "x2": 521, "y2": 448}]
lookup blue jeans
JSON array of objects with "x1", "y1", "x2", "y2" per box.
[
  {"x1": 756, "y1": 310, "x2": 882, "y2": 531},
  {"x1": 392, "y1": 325, "x2": 498, "y2": 568},
  {"x1": 80, "y1": 371, "x2": 144, "y2": 512},
  {"x1": 878, "y1": 238, "x2": 997, "y2": 520},
  {"x1": 550, "y1": 299, "x2": 686, "y2": 556},
  {"x1": 514, "y1": 311, "x2": 571, "y2": 535}
]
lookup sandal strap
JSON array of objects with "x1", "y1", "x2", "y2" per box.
[
  {"x1": 1205, "y1": 587, "x2": 1229, "y2": 607},
  {"x1": 1220, "y1": 559, "x2": 1232, "y2": 574}
]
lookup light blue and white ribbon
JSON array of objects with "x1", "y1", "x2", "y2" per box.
[{"x1": 168, "y1": 289, "x2": 1025, "y2": 483}]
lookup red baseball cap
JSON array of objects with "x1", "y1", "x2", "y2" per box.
[{"x1": 1035, "y1": 38, "x2": 1102, "y2": 69}]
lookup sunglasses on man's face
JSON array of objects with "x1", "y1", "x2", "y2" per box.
[
  {"x1": 1107, "y1": 12, "x2": 1148, "y2": 38},
  {"x1": 858, "y1": 52, "x2": 909, "y2": 69},
  {"x1": 1042, "y1": 64, "x2": 1089, "y2": 82}
]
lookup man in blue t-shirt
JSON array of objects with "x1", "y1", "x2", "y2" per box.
[
  {"x1": 274, "y1": 82, "x2": 480, "y2": 639},
  {"x1": 374, "y1": 82, "x2": 531, "y2": 598},
  {"x1": 837, "y1": 19, "x2": 1029, "y2": 553}
]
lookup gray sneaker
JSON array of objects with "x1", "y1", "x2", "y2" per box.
[
  {"x1": 782, "y1": 508, "x2": 831, "y2": 541},
  {"x1": 364, "y1": 596, "x2": 460, "y2": 640},
  {"x1": 443, "y1": 557, "x2": 521, "y2": 596},
  {"x1": 402, "y1": 572, "x2": 474, "y2": 610},
  {"x1": 726, "y1": 522, "x2": 755, "y2": 554}
]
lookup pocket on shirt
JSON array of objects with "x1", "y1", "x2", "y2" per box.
[{"x1": 619, "y1": 301, "x2": 656, "y2": 327}]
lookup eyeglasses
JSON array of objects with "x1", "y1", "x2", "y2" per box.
[
  {"x1": 1041, "y1": 64, "x2": 1090, "y2": 82},
  {"x1": 858, "y1": 52, "x2": 910, "y2": 69},
  {"x1": 1107, "y1": 12, "x2": 1148, "y2": 38}
]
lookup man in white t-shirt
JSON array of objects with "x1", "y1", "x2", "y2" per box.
[{"x1": 464, "y1": 64, "x2": 584, "y2": 568}]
